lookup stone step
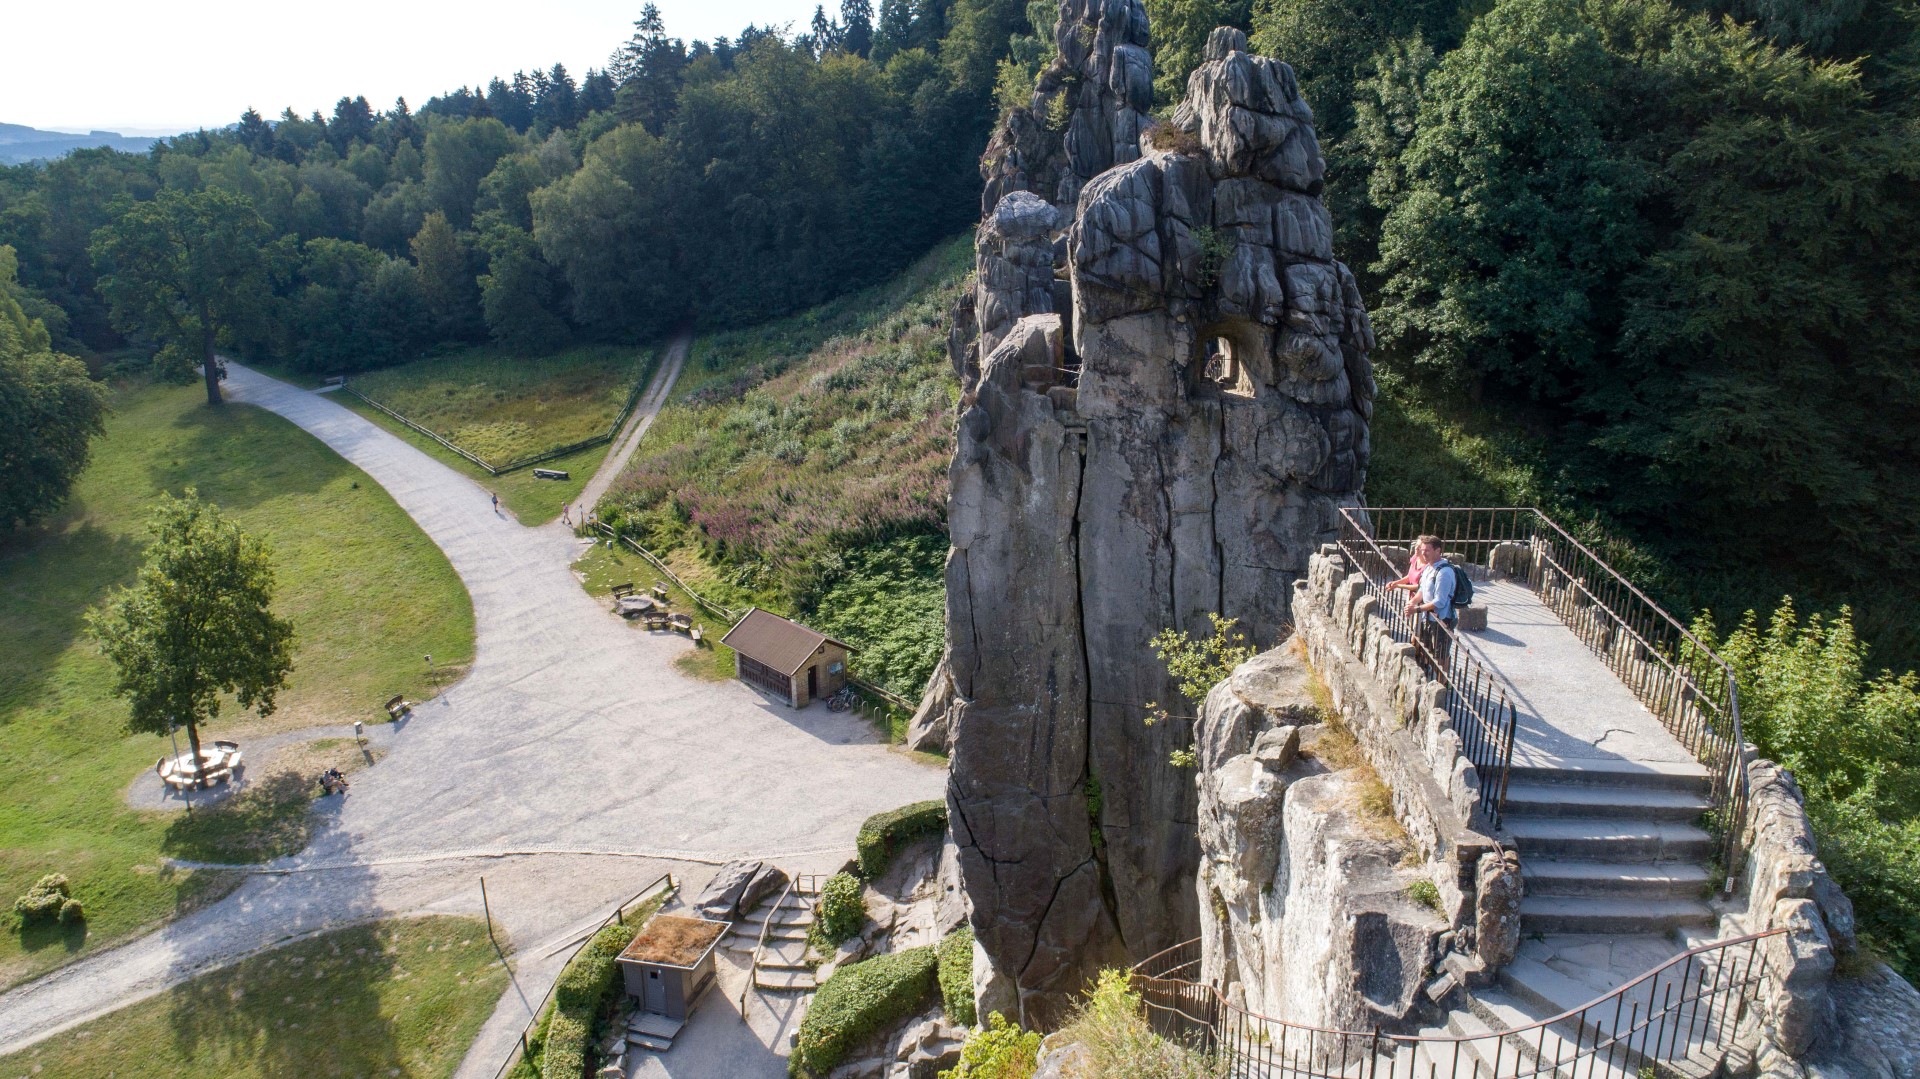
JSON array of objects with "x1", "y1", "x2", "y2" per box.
[
  {"x1": 1521, "y1": 858, "x2": 1713, "y2": 900},
  {"x1": 626, "y1": 1031, "x2": 674, "y2": 1052},
  {"x1": 757, "y1": 939, "x2": 812, "y2": 966},
  {"x1": 755, "y1": 968, "x2": 817, "y2": 991},
  {"x1": 1497, "y1": 952, "x2": 1739, "y2": 1076},
  {"x1": 1460, "y1": 989, "x2": 1640, "y2": 1079},
  {"x1": 1519, "y1": 895, "x2": 1716, "y2": 935},
  {"x1": 1501, "y1": 781, "x2": 1710, "y2": 823},
  {"x1": 1505, "y1": 759, "x2": 1711, "y2": 795},
  {"x1": 1503, "y1": 816, "x2": 1712, "y2": 862}
]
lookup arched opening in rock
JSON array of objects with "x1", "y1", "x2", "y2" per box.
[{"x1": 1196, "y1": 330, "x2": 1255, "y2": 398}]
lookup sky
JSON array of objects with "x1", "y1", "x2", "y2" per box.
[{"x1": 6, "y1": 0, "x2": 817, "y2": 135}]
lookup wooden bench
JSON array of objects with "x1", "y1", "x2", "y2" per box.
[
  {"x1": 644, "y1": 613, "x2": 669, "y2": 630},
  {"x1": 652, "y1": 582, "x2": 669, "y2": 600},
  {"x1": 532, "y1": 468, "x2": 570, "y2": 481},
  {"x1": 612, "y1": 582, "x2": 636, "y2": 599},
  {"x1": 690, "y1": 625, "x2": 704, "y2": 643},
  {"x1": 385, "y1": 694, "x2": 412, "y2": 720},
  {"x1": 669, "y1": 613, "x2": 693, "y2": 634},
  {"x1": 321, "y1": 375, "x2": 344, "y2": 387}
]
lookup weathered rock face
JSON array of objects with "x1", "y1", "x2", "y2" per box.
[
  {"x1": 979, "y1": 0, "x2": 1153, "y2": 218},
  {"x1": 940, "y1": 16, "x2": 1374, "y2": 1027},
  {"x1": 1193, "y1": 646, "x2": 1443, "y2": 1032}
]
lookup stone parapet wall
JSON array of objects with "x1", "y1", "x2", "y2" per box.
[{"x1": 1290, "y1": 547, "x2": 1501, "y2": 952}]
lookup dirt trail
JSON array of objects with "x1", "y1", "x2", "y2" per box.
[{"x1": 576, "y1": 329, "x2": 691, "y2": 515}]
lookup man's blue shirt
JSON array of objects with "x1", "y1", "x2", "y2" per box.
[{"x1": 1418, "y1": 559, "x2": 1457, "y2": 622}]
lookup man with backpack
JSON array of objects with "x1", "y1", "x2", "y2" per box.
[{"x1": 1403, "y1": 534, "x2": 1464, "y2": 679}]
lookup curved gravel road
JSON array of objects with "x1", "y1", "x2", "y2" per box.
[{"x1": 0, "y1": 363, "x2": 942, "y2": 1070}]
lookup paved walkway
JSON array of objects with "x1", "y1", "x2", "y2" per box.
[
  {"x1": 1459, "y1": 579, "x2": 1697, "y2": 773},
  {"x1": 0, "y1": 364, "x2": 942, "y2": 1072}
]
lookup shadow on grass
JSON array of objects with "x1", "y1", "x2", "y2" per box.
[
  {"x1": 160, "y1": 772, "x2": 317, "y2": 865},
  {"x1": 164, "y1": 922, "x2": 402, "y2": 1079},
  {"x1": 0, "y1": 519, "x2": 145, "y2": 728},
  {"x1": 13, "y1": 916, "x2": 87, "y2": 957},
  {"x1": 152, "y1": 400, "x2": 342, "y2": 514}
]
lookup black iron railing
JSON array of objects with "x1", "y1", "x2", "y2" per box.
[
  {"x1": 1342, "y1": 508, "x2": 1749, "y2": 890},
  {"x1": 1335, "y1": 513, "x2": 1519, "y2": 827},
  {"x1": 1132, "y1": 929, "x2": 1781, "y2": 1078}
]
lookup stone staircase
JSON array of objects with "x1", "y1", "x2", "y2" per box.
[
  {"x1": 1412, "y1": 760, "x2": 1734, "y2": 1077},
  {"x1": 724, "y1": 878, "x2": 820, "y2": 993}
]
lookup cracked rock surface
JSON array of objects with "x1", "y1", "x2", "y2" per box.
[{"x1": 935, "y1": 13, "x2": 1374, "y2": 1026}]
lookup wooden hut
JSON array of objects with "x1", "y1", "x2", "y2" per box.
[
  {"x1": 616, "y1": 914, "x2": 729, "y2": 1021},
  {"x1": 720, "y1": 608, "x2": 856, "y2": 708}
]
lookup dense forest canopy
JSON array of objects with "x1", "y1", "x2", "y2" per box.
[{"x1": 0, "y1": 0, "x2": 1021, "y2": 374}]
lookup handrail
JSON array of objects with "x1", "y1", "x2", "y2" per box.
[
  {"x1": 1342, "y1": 507, "x2": 1749, "y2": 892},
  {"x1": 743, "y1": 877, "x2": 797, "y2": 1014},
  {"x1": 493, "y1": 872, "x2": 678, "y2": 1078},
  {"x1": 1131, "y1": 928, "x2": 1784, "y2": 1078},
  {"x1": 1335, "y1": 511, "x2": 1519, "y2": 826}
]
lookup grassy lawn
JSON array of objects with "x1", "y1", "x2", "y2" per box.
[
  {"x1": 0, "y1": 916, "x2": 507, "y2": 1079},
  {"x1": 334, "y1": 393, "x2": 611, "y2": 523},
  {"x1": 0, "y1": 378, "x2": 474, "y2": 988},
  {"x1": 347, "y1": 343, "x2": 657, "y2": 463}
]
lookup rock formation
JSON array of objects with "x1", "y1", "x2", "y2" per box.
[
  {"x1": 1192, "y1": 646, "x2": 1444, "y2": 1032},
  {"x1": 935, "y1": 14, "x2": 1376, "y2": 1025}
]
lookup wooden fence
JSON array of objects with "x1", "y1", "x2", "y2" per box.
[{"x1": 593, "y1": 525, "x2": 920, "y2": 713}]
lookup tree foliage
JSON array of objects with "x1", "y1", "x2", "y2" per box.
[
  {"x1": 87, "y1": 489, "x2": 295, "y2": 784},
  {"x1": 88, "y1": 188, "x2": 278, "y2": 403},
  {"x1": 1698, "y1": 600, "x2": 1920, "y2": 977},
  {"x1": 0, "y1": 246, "x2": 107, "y2": 531}
]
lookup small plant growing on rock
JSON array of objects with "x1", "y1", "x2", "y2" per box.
[
  {"x1": 940, "y1": 1012, "x2": 1040, "y2": 1079},
  {"x1": 1405, "y1": 879, "x2": 1442, "y2": 912},
  {"x1": 1146, "y1": 613, "x2": 1256, "y2": 766},
  {"x1": 13, "y1": 874, "x2": 73, "y2": 927},
  {"x1": 937, "y1": 928, "x2": 977, "y2": 1026}
]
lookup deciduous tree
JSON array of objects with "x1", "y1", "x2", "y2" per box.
[
  {"x1": 0, "y1": 247, "x2": 108, "y2": 531},
  {"x1": 88, "y1": 489, "x2": 294, "y2": 788},
  {"x1": 89, "y1": 188, "x2": 277, "y2": 405}
]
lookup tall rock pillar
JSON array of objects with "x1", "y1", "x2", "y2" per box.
[{"x1": 942, "y1": 19, "x2": 1376, "y2": 1026}]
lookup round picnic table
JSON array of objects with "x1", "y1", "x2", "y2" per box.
[
  {"x1": 616, "y1": 594, "x2": 655, "y2": 616},
  {"x1": 159, "y1": 743, "x2": 244, "y2": 790}
]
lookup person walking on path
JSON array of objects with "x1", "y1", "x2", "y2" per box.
[
  {"x1": 490, "y1": 492, "x2": 499, "y2": 515},
  {"x1": 1403, "y1": 534, "x2": 1458, "y2": 680}
]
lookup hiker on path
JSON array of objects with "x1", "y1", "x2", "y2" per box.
[
  {"x1": 1387, "y1": 543, "x2": 1433, "y2": 597},
  {"x1": 1403, "y1": 534, "x2": 1458, "y2": 679},
  {"x1": 490, "y1": 492, "x2": 499, "y2": 514}
]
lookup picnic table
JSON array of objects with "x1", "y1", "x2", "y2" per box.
[
  {"x1": 159, "y1": 742, "x2": 244, "y2": 790},
  {"x1": 616, "y1": 594, "x2": 655, "y2": 618}
]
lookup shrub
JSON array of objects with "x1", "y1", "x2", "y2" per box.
[
  {"x1": 540, "y1": 1011, "x2": 588, "y2": 1079},
  {"x1": 816, "y1": 872, "x2": 866, "y2": 947},
  {"x1": 542, "y1": 917, "x2": 643, "y2": 1078},
  {"x1": 13, "y1": 873, "x2": 71, "y2": 925},
  {"x1": 856, "y1": 800, "x2": 948, "y2": 879},
  {"x1": 937, "y1": 928, "x2": 976, "y2": 1026},
  {"x1": 791, "y1": 946, "x2": 939, "y2": 1076},
  {"x1": 1405, "y1": 879, "x2": 1442, "y2": 912},
  {"x1": 940, "y1": 1012, "x2": 1039, "y2": 1079},
  {"x1": 1055, "y1": 969, "x2": 1214, "y2": 1079},
  {"x1": 58, "y1": 898, "x2": 85, "y2": 925}
]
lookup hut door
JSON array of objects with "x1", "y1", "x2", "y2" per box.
[
  {"x1": 807, "y1": 666, "x2": 818, "y2": 701},
  {"x1": 644, "y1": 969, "x2": 666, "y2": 1013}
]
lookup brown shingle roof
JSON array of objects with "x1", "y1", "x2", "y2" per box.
[{"x1": 720, "y1": 608, "x2": 855, "y2": 676}]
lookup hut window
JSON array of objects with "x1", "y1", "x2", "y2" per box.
[{"x1": 1198, "y1": 335, "x2": 1253, "y2": 397}]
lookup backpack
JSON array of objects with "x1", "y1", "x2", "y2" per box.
[{"x1": 1440, "y1": 561, "x2": 1474, "y2": 608}]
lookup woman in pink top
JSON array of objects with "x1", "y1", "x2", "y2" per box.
[{"x1": 1387, "y1": 547, "x2": 1430, "y2": 595}]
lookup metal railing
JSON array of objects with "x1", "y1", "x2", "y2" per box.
[
  {"x1": 1132, "y1": 929, "x2": 1782, "y2": 1079},
  {"x1": 1335, "y1": 512, "x2": 1519, "y2": 826},
  {"x1": 1343, "y1": 508, "x2": 1749, "y2": 889},
  {"x1": 493, "y1": 872, "x2": 678, "y2": 1078}
]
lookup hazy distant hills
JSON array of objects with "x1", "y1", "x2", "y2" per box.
[{"x1": 0, "y1": 122, "x2": 173, "y2": 164}]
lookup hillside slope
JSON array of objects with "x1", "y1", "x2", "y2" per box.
[{"x1": 597, "y1": 236, "x2": 970, "y2": 697}]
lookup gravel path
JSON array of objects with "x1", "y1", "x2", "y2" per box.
[{"x1": 0, "y1": 363, "x2": 942, "y2": 1069}]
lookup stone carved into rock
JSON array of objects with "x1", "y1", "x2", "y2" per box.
[
  {"x1": 939, "y1": 14, "x2": 1374, "y2": 1027},
  {"x1": 1474, "y1": 850, "x2": 1522, "y2": 969}
]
